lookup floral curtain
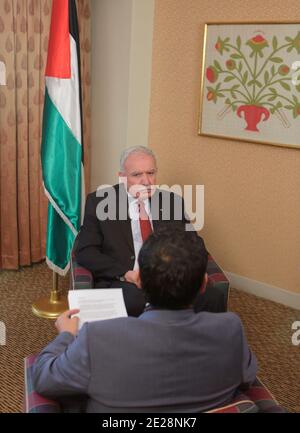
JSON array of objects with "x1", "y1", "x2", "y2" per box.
[{"x1": 0, "y1": 0, "x2": 91, "y2": 270}]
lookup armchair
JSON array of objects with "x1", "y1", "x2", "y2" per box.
[
  {"x1": 70, "y1": 236, "x2": 230, "y2": 310},
  {"x1": 24, "y1": 354, "x2": 285, "y2": 413}
]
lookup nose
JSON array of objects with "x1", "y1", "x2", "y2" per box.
[{"x1": 141, "y1": 173, "x2": 150, "y2": 185}]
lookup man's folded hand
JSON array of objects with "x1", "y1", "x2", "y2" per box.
[{"x1": 124, "y1": 270, "x2": 141, "y2": 288}]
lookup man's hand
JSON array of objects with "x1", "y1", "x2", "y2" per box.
[
  {"x1": 124, "y1": 270, "x2": 141, "y2": 288},
  {"x1": 55, "y1": 309, "x2": 80, "y2": 336}
]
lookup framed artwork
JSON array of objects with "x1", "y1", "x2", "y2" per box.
[{"x1": 199, "y1": 22, "x2": 300, "y2": 149}]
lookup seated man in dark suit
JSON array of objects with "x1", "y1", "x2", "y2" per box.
[
  {"x1": 33, "y1": 229, "x2": 257, "y2": 413},
  {"x1": 75, "y1": 145, "x2": 226, "y2": 316}
]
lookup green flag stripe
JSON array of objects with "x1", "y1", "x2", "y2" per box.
[
  {"x1": 46, "y1": 203, "x2": 75, "y2": 274},
  {"x1": 41, "y1": 88, "x2": 82, "y2": 233}
]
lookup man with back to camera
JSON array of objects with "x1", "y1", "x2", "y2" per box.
[
  {"x1": 33, "y1": 229, "x2": 257, "y2": 413},
  {"x1": 75, "y1": 145, "x2": 227, "y2": 316}
]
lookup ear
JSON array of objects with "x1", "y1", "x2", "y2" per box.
[
  {"x1": 199, "y1": 272, "x2": 208, "y2": 295},
  {"x1": 118, "y1": 173, "x2": 127, "y2": 186}
]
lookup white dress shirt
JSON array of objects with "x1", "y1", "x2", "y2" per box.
[{"x1": 128, "y1": 194, "x2": 153, "y2": 270}]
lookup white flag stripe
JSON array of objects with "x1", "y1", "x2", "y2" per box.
[
  {"x1": 43, "y1": 182, "x2": 78, "y2": 236},
  {"x1": 46, "y1": 256, "x2": 70, "y2": 277},
  {"x1": 46, "y1": 36, "x2": 82, "y2": 146}
]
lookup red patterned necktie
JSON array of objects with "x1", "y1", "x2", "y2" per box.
[{"x1": 138, "y1": 200, "x2": 153, "y2": 242}]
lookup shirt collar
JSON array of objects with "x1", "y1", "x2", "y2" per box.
[{"x1": 127, "y1": 192, "x2": 150, "y2": 213}]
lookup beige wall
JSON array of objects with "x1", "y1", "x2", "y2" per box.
[
  {"x1": 127, "y1": 0, "x2": 155, "y2": 150},
  {"x1": 149, "y1": 0, "x2": 300, "y2": 294},
  {"x1": 91, "y1": 0, "x2": 132, "y2": 189},
  {"x1": 91, "y1": 0, "x2": 154, "y2": 189}
]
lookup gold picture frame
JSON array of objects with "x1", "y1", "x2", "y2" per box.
[{"x1": 199, "y1": 22, "x2": 300, "y2": 149}]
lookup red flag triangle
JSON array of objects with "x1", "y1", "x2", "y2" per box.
[{"x1": 45, "y1": 0, "x2": 71, "y2": 78}]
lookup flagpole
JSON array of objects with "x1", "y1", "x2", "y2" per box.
[
  {"x1": 32, "y1": 271, "x2": 68, "y2": 319},
  {"x1": 32, "y1": 0, "x2": 83, "y2": 319}
]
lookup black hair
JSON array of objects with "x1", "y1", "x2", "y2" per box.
[{"x1": 138, "y1": 227, "x2": 208, "y2": 309}]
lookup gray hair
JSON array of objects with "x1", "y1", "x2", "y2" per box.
[{"x1": 120, "y1": 146, "x2": 157, "y2": 172}]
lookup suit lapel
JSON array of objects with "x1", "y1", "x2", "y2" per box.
[
  {"x1": 116, "y1": 184, "x2": 135, "y2": 253},
  {"x1": 119, "y1": 219, "x2": 134, "y2": 253}
]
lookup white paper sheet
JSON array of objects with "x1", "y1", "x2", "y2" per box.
[{"x1": 68, "y1": 289, "x2": 127, "y2": 329}]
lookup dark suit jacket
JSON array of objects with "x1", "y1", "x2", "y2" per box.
[
  {"x1": 75, "y1": 184, "x2": 190, "y2": 285},
  {"x1": 32, "y1": 309, "x2": 257, "y2": 413}
]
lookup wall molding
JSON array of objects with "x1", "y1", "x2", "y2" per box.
[{"x1": 225, "y1": 271, "x2": 300, "y2": 310}]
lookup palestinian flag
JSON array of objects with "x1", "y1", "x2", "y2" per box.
[{"x1": 41, "y1": 0, "x2": 85, "y2": 276}]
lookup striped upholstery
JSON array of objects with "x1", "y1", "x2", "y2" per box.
[
  {"x1": 24, "y1": 355, "x2": 61, "y2": 413},
  {"x1": 206, "y1": 378, "x2": 286, "y2": 413},
  {"x1": 241, "y1": 378, "x2": 286, "y2": 413},
  {"x1": 70, "y1": 248, "x2": 94, "y2": 290},
  {"x1": 206, "y1": 254, "x2": 230, "y2": 308},
  {"x1": 206, "y1": 397, "x2": 258, "y2": 413},
  {"x1": 24, "y1": 355, "x2": 285, "y2": 413}
]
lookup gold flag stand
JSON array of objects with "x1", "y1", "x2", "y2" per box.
[{"x1": 32, "y1": 271, "x2": 68, "y2": 319}]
